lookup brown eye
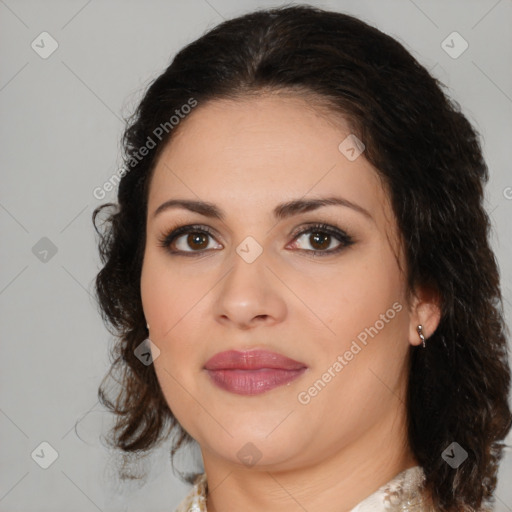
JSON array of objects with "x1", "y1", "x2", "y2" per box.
[
  {"x1": 289, "y1": 223, "x2": 354, "y2": 255},
  {"x1": 159, "y1": 223, "x2": 353, "y2": 257},
  {"x1": 158, "y1": 224, "x2": 223, "y2": 255},
  {"x1": 293, "y1": 230, "x2": 339, "y2": 252},
  {"x1": 186, "y1": 232, "x2": 210, "y2": 250},
  {"x1": 309, "y1": 231, "x2": 331, "y2": 250},
  {"x1": 173, "y1": 230, "x2": 221, "y2": 252}
]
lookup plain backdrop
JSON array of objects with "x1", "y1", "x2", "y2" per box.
[{"x1": 1, "y1": 0, "x2": 511, "y2": 510}]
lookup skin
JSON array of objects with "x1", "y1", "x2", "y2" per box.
[{"x1": 140, "y1": 93, "x2": 441, "y2": 512}]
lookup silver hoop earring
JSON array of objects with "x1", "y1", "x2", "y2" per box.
[{"x1": 417, "y1": 324, "x2": 426, "y2": 348}]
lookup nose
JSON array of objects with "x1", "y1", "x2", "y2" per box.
[{"x1": 213, "y1": 249, "x2": 287, "y2": 330}]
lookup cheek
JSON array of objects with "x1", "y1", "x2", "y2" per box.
[
  {"x1": 291, "y1": 245, "x2": 406, "y2": 344},
  {"x1": 141, "y1": 249, "x2": 203, "y2": 337},
  {"x1": 140, "y1": 249, "x2": 210, "y2": 373},
  {"x1": 295, "y1": 259, "x2": 408, "y2": 441},
  {"x1": 296, "y1": 248, "x2": 410, "y2": 418},
  {"x1": 140, "y1": 253, "x2": 206, "y2": 433}
]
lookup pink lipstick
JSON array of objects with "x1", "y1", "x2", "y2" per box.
[{"x1": 204, "y1": 349, "x2": 307, "y2": 395}]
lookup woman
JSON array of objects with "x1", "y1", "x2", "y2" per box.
[{"x1": 93, "y1": 5, "x2": 512, "y2": 511}]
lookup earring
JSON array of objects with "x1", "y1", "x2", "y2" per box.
[{"x1": 417, "y1": 324, "x2": 426, "y2": 348}]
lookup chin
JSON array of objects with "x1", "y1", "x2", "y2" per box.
[
  {"x1": 208, "y1": 441, "x2": 301, "y2": 471},
  {"x1": 196, "y1": 423, "x2": 313, "y2": 469}
]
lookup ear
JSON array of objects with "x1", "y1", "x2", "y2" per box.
[{"x1": 408, "y1": 284, "x2": 442, "y2": 347}]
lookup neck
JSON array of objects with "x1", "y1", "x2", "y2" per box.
[{"x1": 201, "y1": 405, "x2": 418, "y2": 512}]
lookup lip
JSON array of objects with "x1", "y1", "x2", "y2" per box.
[{"x1": 204, "y1": 350, "x2": 307, "y2": 395}]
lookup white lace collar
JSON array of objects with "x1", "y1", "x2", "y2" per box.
[{"x1": 174, "y1": 466, "x2": 434, "y2": 512}]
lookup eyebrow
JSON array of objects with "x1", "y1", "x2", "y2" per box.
[{"x1": 152, "y1": 196, "x2": 373, "y2": 222}]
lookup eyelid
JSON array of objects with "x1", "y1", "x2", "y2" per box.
[
  {"x1": 287, "y1": 222, "x2": 354, "y2": 253},
  {"x1": 157, "y1": 221, "x2": 354, "y2": 256},
  {"x1": 157, "y1": 223, "x2": 222, "y2": 253}
]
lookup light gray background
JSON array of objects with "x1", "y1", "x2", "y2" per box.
[{"x1": 1, "y1": 0, "x2": 511, "y2": 510}]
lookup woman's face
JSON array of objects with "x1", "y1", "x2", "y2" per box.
[{"x1": 140, "y1": 94, "x2": 426, "y2": 472}]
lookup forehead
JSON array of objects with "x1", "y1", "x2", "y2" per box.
[
  {"x1": 159, "y1": 94, "x2": 351, "y2": 166},
  {"x1": 148, "y1": 94, "x2": 392, "y2": 229}
]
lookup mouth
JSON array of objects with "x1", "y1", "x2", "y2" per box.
[{"x1": 204, "y1": 349, "x2": 307, "y2": 396}]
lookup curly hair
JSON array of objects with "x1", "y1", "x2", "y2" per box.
[{"x1": 92, "y1": 4, "x2": 512, "y2": 509}]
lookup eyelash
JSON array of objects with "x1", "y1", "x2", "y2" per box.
[{"x1": 157, "y1": 222, "x2": 355, "y2": 258}]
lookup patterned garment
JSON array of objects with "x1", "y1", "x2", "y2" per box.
[{"x1": 174, "y1": 466, "x2": 441, "y2": 512}]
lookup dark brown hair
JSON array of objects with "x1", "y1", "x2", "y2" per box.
[{"x1": 93, "y1": 4, "x2": 512, "y2": 510}]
